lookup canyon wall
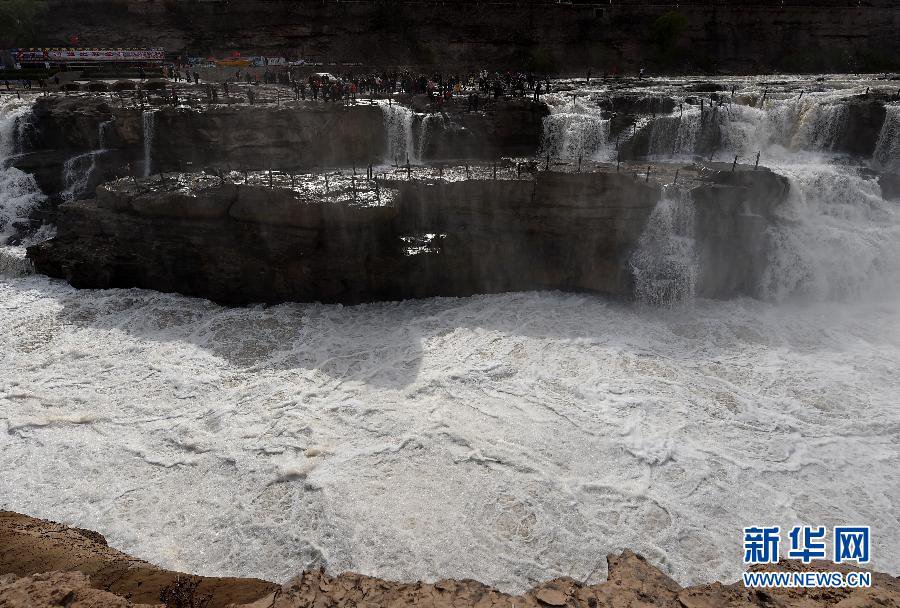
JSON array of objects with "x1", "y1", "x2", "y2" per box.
[
  {"x1": 27, "y1": 165, "x2": 790, "y2": 305},
  {"x1": 27, "y1": 0, "x2": 900, "y2": 74},
  {"x1": 27, "y1": 171, "x2": 661, "y2": 304}
]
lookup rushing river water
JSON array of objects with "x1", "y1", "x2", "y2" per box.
[{"x1": 1, "y1": 80, "x2": 899, "y2": 591}]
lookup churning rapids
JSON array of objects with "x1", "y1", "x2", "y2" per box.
[{"x1": 1, "y1": 76, "x2": 899, "y2": 592}]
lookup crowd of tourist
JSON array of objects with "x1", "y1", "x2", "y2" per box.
[
  {"x1": 199, "y1": 67, "x2": 555, "y2": 106},
  {"x1": 3, "y1": 61, "x2": 560, "y2": 109}
]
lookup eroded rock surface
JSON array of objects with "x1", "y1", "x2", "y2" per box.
[
  {"x1": 0, "y1": 511, "x2": 276, "y2": 608},
  {"x1": 1, "y1": 512, "x2": 897, "y2": 608},
  {"x1": 27, "y1": 164, "x2": 794, "y2": 304},
  {"x1": 28, "y1": 169, "x2": 663, "y2": 304}
]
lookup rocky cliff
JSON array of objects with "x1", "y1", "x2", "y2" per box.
[
  {"x1": 27, "y1": 169, "x2": 659, "y2": 304},
  {"x1": 27, "y1": 164, "x2": 790, "y2": 305},
  {"x1": 12, "y1": 95, "x2": 546, "y2": 203},
  {"x1": 24, "y1": 0, "x2": 900, "y2": 74}
]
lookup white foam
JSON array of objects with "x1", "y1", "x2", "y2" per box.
[{"x1": 0, "y1": 278, "x2": 897, "y2": 590}]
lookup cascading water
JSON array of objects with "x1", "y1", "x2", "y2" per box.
[
  {"x1": 631, "y1": 86, "x2": 900, "y2": 305},
  {"x1": 759, "y1": 165, "x2": 900, "y2": 301},
  {"x1": 416, "y1": 113, "x2": 444, "y2": 161},
  {"x1": 642, "y1": 106, "x2": 706, "y2": 158},
  {"x1": 763, "y1": 93, "x2": 851, "y2": 153},
  {"x1": 630, "y1": 188, "x2": 698, "y2": 306},
  {"x1": 378, "y1": 101, "x2": 418, "y2": 165},
  {"x1": 142, "y1": 110, "x2": 155, "y2": 177},
  {"x1": 0, "y1": 96, "x2": 45, "y2": 247},
  {"x1": 61, "y1": 121, "x2": 111, "y2": 204},
  {"x1": 874, "y1": 104, "x2": 900, "y2": 171},
  {"x1": 541, "y1": 93, "x2": 612, "y2": 161},
  {"x1": 61, "y1": 152, "x2": 100, "y2": 204},
  {"x1": 635, "y1": 91, "x2": 867, "y2": 162}
]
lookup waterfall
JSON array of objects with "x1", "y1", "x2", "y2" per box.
[
  {"x1": 98, "y1": 119, "x2": 111, "y2": 149},
  {"x1": 643, "y1": 107, "x2": 705, "y2": 158},
  {"x1": 540, "y1": 93, "x2": 612, "y2": 161},
  {"x1": 61, "y1": 151, "x2": 100, "y2": 204},
  {"x1": 378, "y1": 101, "x2": 418, "y2": 165},
  {"x1": 757, "y1": 95, "x2": 849, "y2": 153},
  {"x1": 0, "y1": 96, "x2": 46, "y2": 246},
  {"x1": 417, "y1": 113, "x2": 444, "y2": 161},
  {"x1": 142, "y1": 110, "x2": 155, "y2": 177},
  {"x1": 61, "y1": 120, "x2": 111, "y2": 204},
  {"x1": 873, "y1": 104, "x2": 900, "y2": 171},
  {"x1": 631, "y1": 91, "x2": 883, "y2": 163},
  {"x1": 630, "y1": 188, "x2": 698, "y2": 306},
  {"x1": 759, "y1": 164, "x2": 900, "y2": 302}
]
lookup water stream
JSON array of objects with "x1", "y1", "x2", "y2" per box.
[{"x1": 142, "y1": 110, "x2": 156, "y2": 177}]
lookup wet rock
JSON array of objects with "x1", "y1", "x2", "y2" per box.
[
  {"x1": 691, "y1": 165, "x2": 791, "y2": 298},
  {"x1": 420, "y1": 99, "x2": 548, "y2": 160},
  {"x1": 832, "y1": 98, "x2": 887, "y2": 157},
  {"x1": 880, "y1": 172, "x2": 900, "y2": 200},
  {"x1": 29, "y1": 170, "x2": 660, "y2": 305}
]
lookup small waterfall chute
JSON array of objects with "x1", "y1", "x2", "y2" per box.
[
  {"x1": 630, "y1": 188, "x2": 698, "y2": 306},
  {"x1": 0, "y1": 96, "x2": 46, "y2": 245},
  {"x1": 61, "y1": 151, "x2": 101, "y2": 204},
  {"x1": 540, "y1": 93, "x2": 612, "y2": 161},
  {"x1": 873, "y1": 104, "x2": 900, "y2": 172},
  {"x1": 378, "y1": 101, "x2": 418, "y2": 165},
  {"x1": 142, "y1": 110, "x2": 156, "y2": 177},
  {"x1": 61, "y1": 120, "x2": 111, "y2": 204}
]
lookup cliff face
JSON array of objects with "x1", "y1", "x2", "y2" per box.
[
  {"x1": 27, "y1": 170, "x2": 661, "y2": 304},
  {"x1": 13, "y1": 96, "x2": 546, "y2": 198},
  {"x1": 30, "y1": 0, "x2": 900, "y2": 73},
  {"x1": 27, "y1": 165, "x2": 790, "y2": 305}
]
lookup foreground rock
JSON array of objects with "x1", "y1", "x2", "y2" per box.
[
  {"x1": 0, "y1": 512, "x2": 276, "y2": 607},
  {"x1": 1, "y1": 512, "x2": 897, "y2": 608},
  {"x1": 0, "y1": 572, "x2": 159, "y2": 608},
  {"x1": 258, "y1": 556, "x2": 900, "y2": 608}
]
